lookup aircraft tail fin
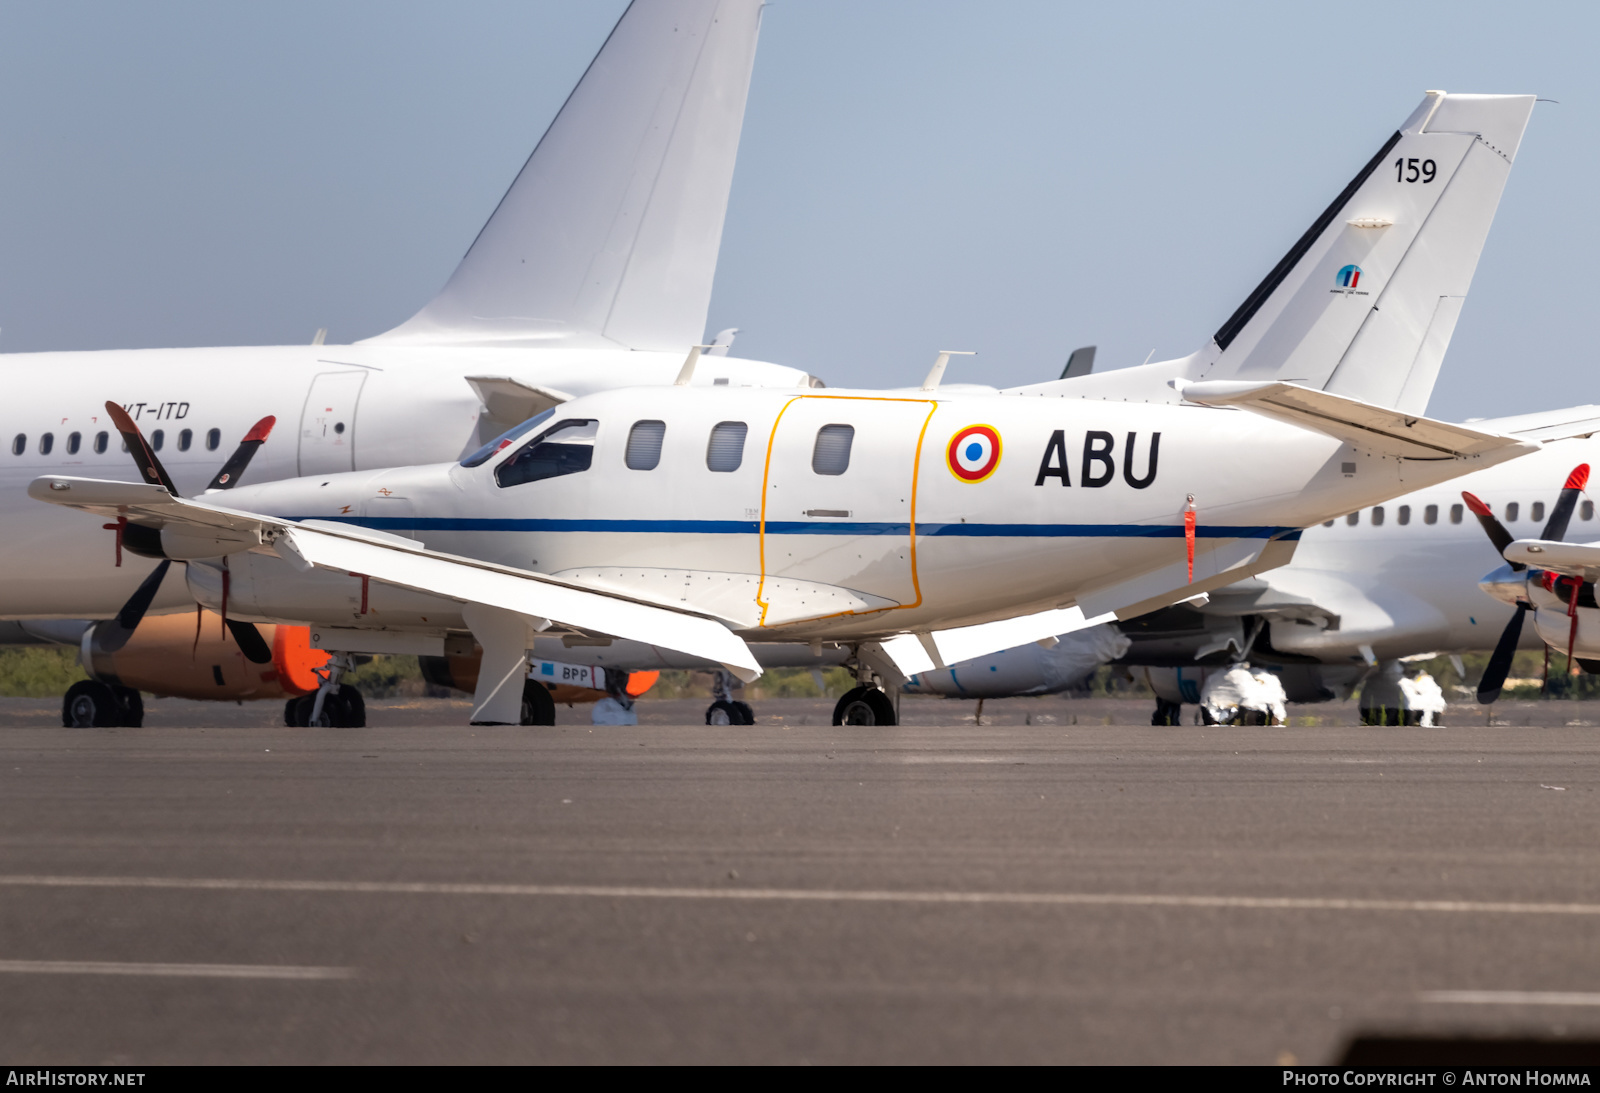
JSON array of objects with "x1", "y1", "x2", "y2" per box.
[
  {"x1": 366, "y1": 0, "x2": 764, "y2": 351},
  {"x1": 1195, "y1": 92, "x2": 1534, "y2": 411}
]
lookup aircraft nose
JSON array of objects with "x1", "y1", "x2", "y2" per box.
[{"x1": 1478, "y1": 563, "x2": 1530, "y2": 607}]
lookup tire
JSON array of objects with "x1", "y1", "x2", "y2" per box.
[
  {"x1": 62, "y1": 680, "x2": 122, "y2": 728},
  {"x1": 284, "y1": 698, "x2": 303, "y2": 727},
  {"x1": 1151, "y1": 699, "x2": 1183, "y2": 726},
  {"x1": 113, "y1": 687, "x2": 144, "y2": 728},
  {"x1": 705, "y1": 699, "x2": 751, "y2": 726},
  {"x1": 293, "y1": 684, "x2": 367, "y2": 728},
  {"x1": 337, "y1": 684, "x2": 366, "y2": 728},
  {"x1": 520, "y1": 680, "x2": 556, "y2": 726},
  {"x1": 832, "y1": 686, "x2": 896, "y2": 726}
]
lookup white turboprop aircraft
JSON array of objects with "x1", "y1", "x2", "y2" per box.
[
  {"x1": 0, "y1": 0, "x2": 810, "y2": 624},
  {"x1": 33, "y1": 91, "x2": 1587, "y2": 730}
]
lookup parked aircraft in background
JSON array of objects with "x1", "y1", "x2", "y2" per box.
[
  {"x1": 0, "y1": 0, "x2": 829, "y2": 723},
  {"x1": 33, "y1": 91, "x2": 1577, "y2": 730}
]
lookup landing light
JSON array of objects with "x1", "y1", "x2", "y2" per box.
[{"x1": 1347, "y1": 217, "x2": 1393, "y2": 229}]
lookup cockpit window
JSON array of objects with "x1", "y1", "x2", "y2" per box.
[
  {"x1": 495, "y1": 419, "x2": 599, "y2": 488},
  {"x1": 460, "y1": 408, "x2": 557, "y2": 468}
]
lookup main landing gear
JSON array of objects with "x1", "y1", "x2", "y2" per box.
[
  {"x1": 283, "y1": 653, "x2": 368, "y2": 728},
  {"x1": 705, "y1": 670, "x2": 754, "y2": 725},
  {"x1": 832, "y1": 658, "x2": 897, "y2": 726},
  {"x1": 1151, "y1": 698, "x2": 1183, "y2": 726},
  {"x1": 62, "y1": 680, "x2": 143, "y2": 728}
]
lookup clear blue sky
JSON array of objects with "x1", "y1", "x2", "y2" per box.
[{"x1": 0, "y1": 1, "x2": 1592, "y2": 421}]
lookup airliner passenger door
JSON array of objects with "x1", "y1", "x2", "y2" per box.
[{"x1": 298, "y1": 371, "x2": 367, "y2": 476}]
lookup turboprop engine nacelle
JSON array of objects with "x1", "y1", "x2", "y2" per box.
[{"x1": 82, "y1": 610, "x2": 328, "y2": 701}]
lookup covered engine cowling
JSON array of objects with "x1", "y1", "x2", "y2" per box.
[{"x1": 81, "y1": 610, "x2": 328, "y2": 701}]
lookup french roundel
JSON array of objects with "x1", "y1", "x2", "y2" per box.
[{"x1": 947, "y1": 425, "x2": 1002, "y2": 483}]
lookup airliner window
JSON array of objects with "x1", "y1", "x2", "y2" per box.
[
  {"x1": 1345, "y1": 512, "x2": 1358, "y2": 527},
  {"x1": 462, "y1": 408, "x2": 557, "y2": 468},
  {"x1": 1397, "y1": 505, "x2": 1410, "y2": 526},
  {"x1": 151, "y1": 429, "x2": 164, "y2": 452},
  {"x1": 206, "y1": 428, "x2": 221, "y2": 452},
  {"x1": 495, "y1": 419, "x2": 598, "y2": 488},
  {"x1": 1584, "y1": 501, "x2": 1595, "y2": 522},
  {"x1": 178, "y1": 428, "x2": 193, "y2": 452},
  {"x1": 1450, "y1": 504, "x2": 1463, "y2": 525},
  {"x1": 10, "y1": 434, "x2": 22, "y2": 456},
  {"x1": 1532, "y1": 501, "x2": 1546, "y2": 523},
  {"x1": 1370, "y1": 506, "x2": 1384, "y2": 527},
  {"x1": 625, "y1": 420, "x2": 666, "y2": 470},
  {"x1": 812, "y1": 424, "x2": 855, "y2": 476},
  {"x1": 39, "y1": 433, "x2": 53, "y2": 456},
  {"x1": 1505, "y1": 502, "x2": 1519, "y2": 522},
  {"x1": 66, "y1": 432, "x2": 81, "y2": 455},
  {"x1": 707, "y1": 421, "x2": 748, "y2": 472},
  {"x1": 1424, "y1": 504, "x2": 1438, "y2": 525}
]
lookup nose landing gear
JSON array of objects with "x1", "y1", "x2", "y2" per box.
[{"x1": 705, "y1": 670, "x2": 754, "y2": 725}]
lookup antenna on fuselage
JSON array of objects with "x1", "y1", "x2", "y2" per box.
[
  {"x1": 674, "y1": 345, "x2": 718, "y2": 387},
  {"x1": 921, "y1": 351, "x2": 976, "y2": 392}
]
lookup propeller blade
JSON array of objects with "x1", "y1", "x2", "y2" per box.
[
  {"x1": 206, "y1": 416, "x2": 277, "y2": 491},
  {"x1": 1462, "y1": 491, "x2": 1522, "y2": 571},
  {"x1": 1477, "y1": 602, "x2": 1531, "y2": 704},
  {"x1": 105, "y1": 402, "x2": 178, "y2": 495},
  {"x1": 224, "y1": 618, "x2": 274, "y2": 664},
  {"x1": 1540, "y1": 464, "x2": 1591, "y2": 543},
  {"x1": 97, "y1": 560, "x2": 172, "y2": 654}
]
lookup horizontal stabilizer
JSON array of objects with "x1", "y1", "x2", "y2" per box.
[
  {"x1": 369, "y1": 0, "x2": 764, "y2": 350},
  {"x1": 1176, "y1": 380, "x2": 1537, "y2": 460},
  {"x1": 1470, "y1": 405, "x2": 1600, "y2": 444}
]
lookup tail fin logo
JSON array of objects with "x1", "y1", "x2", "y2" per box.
[{"x1": 1336, "y1": 265, "x2": 1362, "y2": 289}]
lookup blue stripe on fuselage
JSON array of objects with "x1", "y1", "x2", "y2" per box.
[{"x1": 291, "y1": 516, "x2": 1300, "y2": 540}]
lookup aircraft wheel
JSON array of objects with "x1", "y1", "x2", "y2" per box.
[
  {"x1": 520, "y1": 680, "x2": 556, "y2": 726},
  {"x1": 833, "y1": 686, "x2": 896, "y2": 726},
  {"x1": 1151, "y1": 699, "x2": 1183, "y2": 726},
  {"x1": 62, "y1": 681, "x2": 122, "y2": 728},
  {"x1": 284, "y1": 698, "x2": 303, "y2": 727},
  {"x1": 706, "y1": 699, "x2": 751, "y2": 725},
  {"x1": 113, "y1": 687, "x2": 144, "y2": 728}
]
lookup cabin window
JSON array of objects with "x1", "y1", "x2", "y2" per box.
[
  {"x1": 1397, "y1": 505, "x2": 1410, "y2": 526},
  {"x1": 1370, "y1": 506, "x2": 1384, "y2": 526},
  {"x1": 1584, "y1": 500, "x2": 1595, "y2": 522},
  {"x1": 1504, "y1": 501, "x2": 1518, "y2": 522},
  {"x1": 706, "y1": 421, "x2": 748, "y2": 472},
  {"x1": 206, "y1": 428, "x2": 222, "y2": 452},
  {"x1": 624, "y1": 420, "x2": 666, "y2": 471},
  {"x1": 1450, "y1": 503, "x2": 1463, "y2": 524},
  {"x1": 495, "y1": 419, "x2": 598, "y2": 488},
  {"x1": 151, "y1": 429, "x2": 164, "y2": 452},
  {"x1": 1424, "y1": 504, "x2": 1438, "y2": 525},
  {"x1": 1531, "y1": 500, "x2": 1546, "y2": 524},
  {"x1": 1345, "y1": 512, "x2": 1359, "y2": 527},
  {"x1": 66, "y1": 432, "x2": 81, "y2": 455},
  {"x1": 1322, "y1": 520, "x2": 1333, "y2": 528},
  {"x1": 93, "y1": 431, "x2": 108, "y2": 454},
  {"x1": 461, "y1": 409, "x2": 555, "y2": 468},
  {"x1": 178, "y1": 428, "x2": 193, "y2": 452},
  {"x1": 812, "y1": 424, "x2": 855, "y2": 476},
  {"x1": 10, "y1": 434, "x2": 23, "y2": 456},
  {"x1": 38, "y1": 433, "x2": 53, "y2": 455}
]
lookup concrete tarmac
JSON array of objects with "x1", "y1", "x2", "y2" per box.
[{"x1": 1, "y1": 695, "x2": 1599, "y2": 1064}]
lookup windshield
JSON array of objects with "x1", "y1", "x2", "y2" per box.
[
  {"x1": 495, "y1": 419, "x2": 599, "y2": 487},
  {"x1": 459, "y1": 408, "x2": 557, "y2": 468}
]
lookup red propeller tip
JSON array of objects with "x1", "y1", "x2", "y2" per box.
[
  {"x1": 241, "y1": 415, "x2": 276, "y2": 444},
  {"x1": 1564, "y1": 464, "x2": 1590, "y2": 492},
  {"x1": 1462, "y1": 491, "x2": 1492, "y2": 517}
]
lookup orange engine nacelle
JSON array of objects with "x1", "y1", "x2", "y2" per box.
[{"x1": 83, "y1": 611, "x2": 328, "y2": 701}]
